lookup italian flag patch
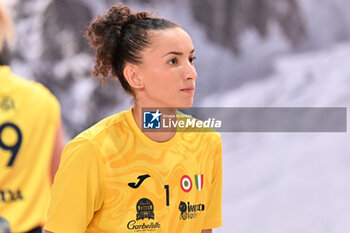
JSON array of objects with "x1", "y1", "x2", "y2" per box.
[{"x1": 195, "y1": 174, "x2": 204, "y2": 191}]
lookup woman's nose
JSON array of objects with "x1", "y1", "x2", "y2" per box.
[{"x1": 183, "y1": 63, "x2": 197, "y2": 80}]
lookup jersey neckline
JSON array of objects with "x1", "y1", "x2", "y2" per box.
[{"x1": 125, "y1": 107, "x2": 180, "y2": 149}]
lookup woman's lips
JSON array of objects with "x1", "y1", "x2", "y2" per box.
[{"x1": 181, "y1": 88, "x2": 195, "y2": 93}]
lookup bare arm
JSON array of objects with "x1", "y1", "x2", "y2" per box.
[
  {"x1": 50, "y1": 118, "x2": 64, "y2": 184},
  {"x1": 201, "y1": 229, "x2": 212, "y2": 233},
  {"x1": 44, "y1": 120, "x2": 63, "y2": 233}
]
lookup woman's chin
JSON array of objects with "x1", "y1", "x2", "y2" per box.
[{"x1": 176, "y1": 100, "x2": 193, "y2": 109}]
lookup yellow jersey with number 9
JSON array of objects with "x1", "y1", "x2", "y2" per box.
[
  {"x1": 45, "y1": 107, "x2": 222, "y2": 233},
  {"x1": 0, "y1": 66, "x2": 60, "y2": 232}
]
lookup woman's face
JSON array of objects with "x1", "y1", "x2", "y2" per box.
[{"x1": 135, "y1": 27, "x2": 197, "y2": 108}]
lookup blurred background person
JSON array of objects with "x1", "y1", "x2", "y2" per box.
[{"x1": 0, "y1": 3, "x2": 63, "y2": 233}]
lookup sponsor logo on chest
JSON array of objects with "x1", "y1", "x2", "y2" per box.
[
  {"x1": 178, "y1": 201, "x2": 205, "y2": 220},
  {"x1": 126, "y1": 198, "x2": 161, "y2": 232}
]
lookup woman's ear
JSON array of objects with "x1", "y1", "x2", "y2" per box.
[{"x1": 123, "y1": 63, "x2": 144, "y2": 89}]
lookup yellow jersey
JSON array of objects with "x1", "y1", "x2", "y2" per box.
[
  {"x1": 45, "y1": 107, "x2": 222, "y2": 233},
  {"x1": 0, "y1": 66, "x2": 60, "y2": 232}
]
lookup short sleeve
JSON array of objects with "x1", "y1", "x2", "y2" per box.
[
  {"x1": 45, "y1": 138, "x2": 105, "y2": 233},
  {"x1": 203, "y1": 134, "x2": 223, "y2": 229}
]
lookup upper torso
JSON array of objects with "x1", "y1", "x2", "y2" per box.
[{"x1": 46, "y1": 108, "x2": 222, "y2": 233}]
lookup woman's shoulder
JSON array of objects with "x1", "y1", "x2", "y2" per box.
[
  {"x1": 73, "y1": 109, "x2": 130, "y2": 143},
  {"x1": 61, "y1": 110, "x2": 129, "y2": 162}
]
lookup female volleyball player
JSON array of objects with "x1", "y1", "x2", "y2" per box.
[{"x1": 45, "y1": 4, "x2": 222, "y2": 233}]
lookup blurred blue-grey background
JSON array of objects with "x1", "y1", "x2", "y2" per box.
[{"x1": 3, "y1": 0, "x2": 350, "y2": 232}]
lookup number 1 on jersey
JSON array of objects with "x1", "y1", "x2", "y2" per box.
[{"x1": 164, "y1": 185, "x2": 170, "y2": 206}]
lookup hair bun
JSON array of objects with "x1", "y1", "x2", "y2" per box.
[
  {"x1": 105, "y1": 5, "x2": 151, "y2": 33},
  {"x1": 87, "y1": 4, "x2": 151, "y2": 48},
  {"x1": 107, "y1": 5, "x2": 132, "y2": 28}
]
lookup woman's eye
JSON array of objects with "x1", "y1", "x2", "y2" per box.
[
  {"x1": 189, "y1": 56, "x2": 196, "y2": 64},
  {"x1": 169, "y1": 58, "x2": 177, "y2": 65}
]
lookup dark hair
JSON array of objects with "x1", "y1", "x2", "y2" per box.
[{"x1": 86, "y1": 4, "x2": 178, "y2": 95}]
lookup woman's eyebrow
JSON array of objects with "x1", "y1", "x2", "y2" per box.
[
  {"x1": 162, "y1": 49, "x2": 195, "y2": 57},
  {"x1": 163, "y1": 51, "x2": 182, "y2": 57}
]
